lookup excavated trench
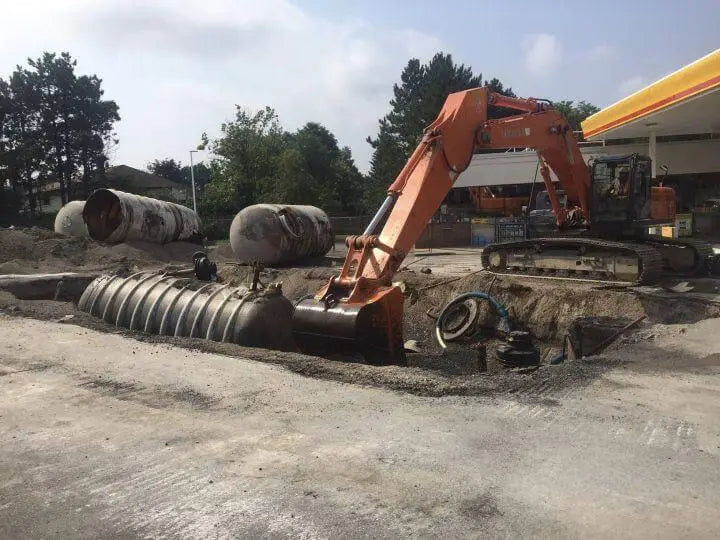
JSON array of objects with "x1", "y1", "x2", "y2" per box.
[{"x1": 2, "y1": 227, "x2": 720, "y2": 396}]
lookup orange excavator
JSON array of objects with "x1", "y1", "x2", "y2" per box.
[
  {"x1": 468, "y1": 186, "x2": 526, "y2": 215},
  {"x1": 292, "y1": 86, "x2": 710, "y2": 364}
]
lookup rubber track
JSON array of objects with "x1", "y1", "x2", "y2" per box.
[
  {"x1": 481, "y1": 237, "x2": 665, "y2": 284},
  {"x1": 644, "y1": 237, "x2": 713, "y2": 275}
]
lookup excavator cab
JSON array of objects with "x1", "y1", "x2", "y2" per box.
[{"x1": 588, "y1": 154, "x2": 654, "y2": 235}]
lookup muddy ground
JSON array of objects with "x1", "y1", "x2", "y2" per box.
[{"x1": 2, "y1": 226, "x2": 719, "y2": 397}]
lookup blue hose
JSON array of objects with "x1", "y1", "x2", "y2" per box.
[{"x1": 434, "y1": 292, "x2": 510, "y2": 349}]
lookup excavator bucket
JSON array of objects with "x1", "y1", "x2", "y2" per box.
[{"x1": 292, "y1": 285, "x2": 407, "y2": 365}]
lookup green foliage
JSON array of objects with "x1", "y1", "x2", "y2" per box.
[
  {"x1": 182, "y1": 161, "x2": 210, "y2": 184},
  {"x1": 149, "y1": 157, "x2": 213, "y2": 210},
  {"x1": 194, "y1": 52, "x2": 600, "y2": 221},
  {"x1": 147, "y1": 158, "x2": 183, "y2": 183},
  {"x1": 201, "y1": 106, "x2": 285, "y2": 216},
  {"x1": 551, "y1": 100, "x2": 600, "y2": 132},
  {"x1": 0, "y1": 186, "x2": 22, "y2": 223},
  {"x1": 0, "y1": 52, "x2": 119, "y2": 215},
  {"x1": 365, "y1": 52, "x2": 516, "y2": 210},
  {"x1": 201, "y1": 109, "x2": 364, "y2": 218},
  {"x1": 261, "y1": 123, "x2": 364, "y2": 215}
]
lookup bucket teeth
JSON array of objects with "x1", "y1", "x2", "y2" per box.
[{"x1": 292, "y1": 286, "x2": 406, "y2": 365}]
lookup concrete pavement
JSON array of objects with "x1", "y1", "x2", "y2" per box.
[{"x1": 2, "y1": 316, "x2": 720, "y2": 538}]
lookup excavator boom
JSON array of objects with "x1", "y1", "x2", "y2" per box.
[
  {"x1": 292, "y1": 86, "x2": 592, "y2": 364},
  {"x1": 293, "y1": 84, "x2": 710, "y2": 364}
]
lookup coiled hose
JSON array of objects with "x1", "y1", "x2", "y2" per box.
[{"x1": 435, "y1": 292, "x2": 510, "y2": 349}]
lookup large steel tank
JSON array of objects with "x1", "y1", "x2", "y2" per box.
[
  {"x1": 54, "y1": 200, "x2": 88, "y2": 237},
  {"x1": 229, "y1": 204, "x2": 333, "y2": 265},
  {"x1": 78, "y1": 271, "x2": 296, "y2": 351},
  {"x1": 83, "y1": 189, "x2": 201, "y2": 244}
]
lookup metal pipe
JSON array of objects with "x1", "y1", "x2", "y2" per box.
[
  {"x1": 89, "y1": 275, "x2": 121, "y2": 316},
  {"x1": 116, "y1": 272, "x2": 163, "y2": 327},
  {"x1": 189, "y1": 284, "x2": 230, "y2": 338},
  {"x1": 174, "y1": 283, "x2": 214, "y2": 337},
  {"x1": 101, "y1": 271, "x2": 145, "y2": 322},
  {"x1": 134, "y1": 276, "x2": 177, "y2": 331},
  {"x1": 434, "y1": 292, "x2": 510, "y2": 349},
  {"x1": 78, "y1": 273, "x2": 296, "y2": 351},
  {"x1": 206, "y1": 288, "x2": 239, "y2": 340},
  {"x1": 363, "y1": 194, "x2": 397, "y2": 235},
  {"x1": 221, "y1": 293, "x2": 251, "y2": 343},
  {"x1": 54, "y1": 200, "x2": 88, "y2": 237},
  {"x1": 158, "y1": 283, "x2": 193, "y2": 335},
  {"x1": 83, "y1": 189, "x2": 202, "y2": 244},
  {"x1": 144, "y1": 278, "x2": 182, "y2": 332},
  {"x1": 229, "y1": 204, "x2": 333, "y2": 265}
]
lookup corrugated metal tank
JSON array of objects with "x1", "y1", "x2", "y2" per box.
[
  {"x1": 54, "y1": 200, "x2": 89, "y2": 237},
  {"x1": 229, "y1": 204, "x2": 333, "y2": 265},
  {"x1": 78, "y1": 272, "x2": 296, "y2": 351},
  {"x1": 83, "y1": 189, "x2": 202, "y2": 244}
]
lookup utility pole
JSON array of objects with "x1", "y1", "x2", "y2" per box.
[{"x1": 189, "y1": 150, "x2": 198, "y2": 213}]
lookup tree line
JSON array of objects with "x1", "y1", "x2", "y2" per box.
[
  {"x1": 0, "y1": 50, "x2": 599, "y2": 222},
  {"x1": 0, "y1": 52, "x2": 119, "y2": 218},
  {"x1": 187, "y1": 52, "x2": 598, "y2": 218},
  {"x1": 147, "y1": 158, "x2": 212, "y2": 194}
]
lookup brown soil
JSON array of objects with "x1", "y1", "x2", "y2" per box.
[
  {"x1": 0, "y1": 226, "x2": 208, "y2": 275},
  {"x1": 2, "y1": 226, "x2": 720, "y2": 397}
]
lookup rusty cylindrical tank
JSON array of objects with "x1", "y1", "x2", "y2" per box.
[
  {"x1": 54, "y1": 200, "x2": 89, "y2": 237},
  {"x1": 229, "y1": 204, "x2": 333, "y2": 265},
  {"x1": 78, "y1": 272, "x2": 296, "y2": 351},
  {"x1": 82, "y1": 189, "x2": 201, "y2": 244}
]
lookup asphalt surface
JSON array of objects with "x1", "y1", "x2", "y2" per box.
[{"x1": 2, "y1": 316, "x2": 720, "y2": 538}]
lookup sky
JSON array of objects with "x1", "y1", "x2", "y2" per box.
[{"x1": 2, "y1": 0, "x2": 718, "y2": 173}]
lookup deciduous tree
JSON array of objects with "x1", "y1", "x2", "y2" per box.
[
  {"x1": 552, "y1": 100, "x2": 600, "y2": 132},
  {"x1": 0, "y1": 51, "x2": 119, "y2": 215}
]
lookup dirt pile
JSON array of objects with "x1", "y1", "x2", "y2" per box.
[
  {"x1": 400, "y1": 271, "x2": 720, "y2": 350},
  {"x1": 0, "y1": 227, "x2": 204, "y2": 274}
]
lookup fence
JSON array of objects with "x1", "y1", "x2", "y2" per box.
[
  {"x1": 202, "y1": 213, "x2": 530, "y2": 247},
  {"x1": 328, "y1": 215, "x2": 372, "y2": 236},
  {"x1": 495, "y1": 217, "x2": 527, "y2": 243},
  {"x1": 201, "y1": 217, "x2": 234, "y2": 241}
]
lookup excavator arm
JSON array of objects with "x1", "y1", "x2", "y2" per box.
[
  {"x1": 475, "y1": 108, "x2": 590, "y2": 226},
  {"x1": 292, "y1": 86, "x2": 591, "y2": 364}
]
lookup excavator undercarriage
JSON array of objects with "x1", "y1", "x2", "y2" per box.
[{"x1": 481, "y1": 236, "x2": 711, "y2": 284}]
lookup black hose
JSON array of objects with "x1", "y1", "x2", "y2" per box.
[{"x1": 435, "y1": 292, "x2": 510, "y2": 349}]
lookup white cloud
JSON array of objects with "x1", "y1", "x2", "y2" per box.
[
  {"x1": 522, "y1": 34, "x2": 563, "y2": 76},
  {"x1": 586, "y1": 44, "x2": 615, "y2": 61},
  {"x1": 0, "y1": 0, "x2": 444, "y2": 172},
  {"x1": 618, "y1": 76, "x2": 647, "y2": 97}
]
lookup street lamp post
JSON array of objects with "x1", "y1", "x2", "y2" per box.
[{"x1": 189, "y1": 150, "x2": 198, "y2": 213}]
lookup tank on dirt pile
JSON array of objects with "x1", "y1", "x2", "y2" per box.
[
  {"x1": 54, "y1": 200, "x2": 88, "y2": 237},
  {"x1": 229, "y1": 204, "x2": 333, "y2": 266},
  {"x1": 78, "y1": 271, "x2": 296, "y2": 351},
  {"x1": 83, "y1": 189, "x2": 201, "y2": 244}
]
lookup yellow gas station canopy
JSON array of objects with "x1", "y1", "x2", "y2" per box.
[{"x1": 582, "y1": 49, "x2": 720, "y2": 140}]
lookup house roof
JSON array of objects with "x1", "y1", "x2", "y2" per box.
[
  {"x1": 103, "y1": 165, "x2": 184, "y2": 191},
  {"x1": 582, "y1": 49, "x2": 720, "y2": 140}
]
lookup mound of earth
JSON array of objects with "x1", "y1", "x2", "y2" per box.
[{"x1": 0, "y1": 226, "x2": 203, "y2": 274}]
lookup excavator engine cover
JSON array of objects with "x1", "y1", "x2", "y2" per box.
[{"x1": 292, "y1": 285, "x2": 406, "y2": 365}]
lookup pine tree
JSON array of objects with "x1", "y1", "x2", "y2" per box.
[{"x1": 365, "y1": 53, "x2": 515, "y2": 210}]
